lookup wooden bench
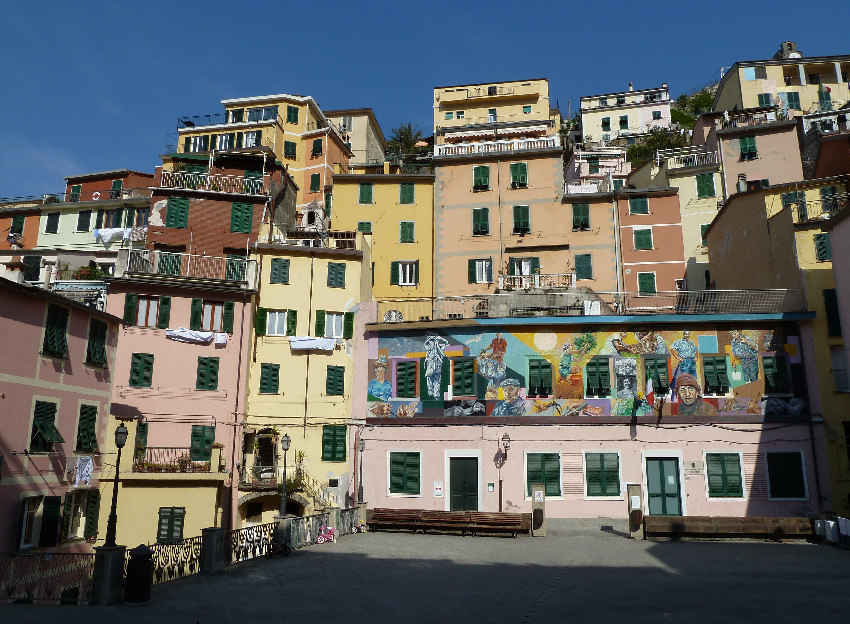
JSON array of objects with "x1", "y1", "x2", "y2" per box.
[
  {"x1": 421, "y1": 510, "x2": 471, "y2": 535},
  {"x1": 367, "y1": 508, "x2": 423, "y2": 533},
  {"x1": 468, "y1": 512, "x2": 531, "y2": 537},
  {"x1": 643, "y1": 516, "x2": 813, "y2": 541},
  {"x1": 366, "y1": 508, "x2": 532, "y2": 537}
]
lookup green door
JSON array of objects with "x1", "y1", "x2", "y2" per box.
[
  {"x1": 449, "y1": 457, "x2": 478, "y2": 511},
  {"x1": 646, "y1": 458, "x2": 681, "y2": 516}
]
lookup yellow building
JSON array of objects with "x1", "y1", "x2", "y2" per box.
[
  {"x1": 240, "y1": 235, "x2": 371, "y2": 524},
  {"x1": 580, "y1": 83, "x2": 671, "y2": 144},
  {"x1": 714, "y1": 42, "x2": 850, "y2": 114},
  {"x1": 707, "y1": 175, "x2": 850, "y2": 513},
  {"x1": 331, "y1": 162, "x2": 435, "y2": 301}
]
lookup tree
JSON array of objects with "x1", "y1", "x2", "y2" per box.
[
  {"x1": 626, "y1": 128, "x2": 689, "y2": 167},
  {"x1": 670, "y1": 88, "x2": 715, "y2": 130},
  {"x1": 387, "y1": 123, "x2": 425, "y2": 161}
]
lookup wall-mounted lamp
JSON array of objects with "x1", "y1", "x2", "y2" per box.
[{"x1": 501, "y1": 433, "x2": 511, "y2": 458}]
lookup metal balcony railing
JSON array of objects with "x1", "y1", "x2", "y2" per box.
[
  {"x1": 498, "y1": 273, "x2": 576, "y2": 291},
  {"x1": 159, "y1": 170, "x2": 268, "y2": 195},
  {"x1": 655, "y1": 147, "x2": 719, "y2": 169},
  {"x1": 786, "y1": 195, "x2": 848, "y2": 223},
  {"x1": 435, "y1": 136, "x2": 558, "y2": 157},
  {"x1": 126, "y1": 249, "x2": 252, "y2": 282},
  {"x1": 178, "y1": 113, "x2": 227, "y2": 128},
  {"x1": 132, "y1": 447, "x2": 212, "y2": 473},
  {"x1": 37, "y1": 188, "x2": 152, "y2": 204},
  {"x1": 267, "y1": 227, "x2": 357, "y2": 249}
]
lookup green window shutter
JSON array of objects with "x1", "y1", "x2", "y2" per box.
[
  {"x1": 196, "y1": 358, "x2": 208, "y2": 390},
  {"x1": 43, "y1": 304, "x2": 69, "y2": 357},
  {"x1": 310, "y1": 174, "x2": 321, "y2": 192},
  {"x1": 83, "y1": 490, "x2": 100, "y2": 539},
  {"x1": 637, "y1": 273, "x2": 656, "y2": 294},
  {"x1": 284, "y1": 141, "x2": 296, "y2": 158},
  {"x1": 473, "y1": 166, "x2": 490, "y2": 190},
  {"x1": 166, "y1": 197, "x2": 189, "y2": 228},
  {"x1": 230, "y1": 202, "x2": 253, "y2": 233},
  {"x1": 575, "y1": 254, "x2": 592, "y2": 280},
  {"x1": 134, "y1": 422, "x2": 149, "y2": 458},
  {"x1": 315, "y1": 309, "x2": 326, "y2": 337},
  {"x1": 325, "y1": 366, "x2": 345, "y2": 396},
  {"x1": 327, "y1": 262, "x2": 346, "y2": 288},
  {"x1": 400, "y1": 221, "x2": 415, "y2": 243},
  {"x1": 321, "y1": 426, "x2": 347, "y2": 462},
  {"x1": 706, "y1": 453, "x2": 743, "y2": 497},
  {"x1": 157, "y1": 508, "x2": 172, "y2": 542},
  {"x1": 260, "y1": 363, "x2": 280, "y2": 394},
  {"x1": 510, "y1": 163, "x2": 528, "y2": 187},
  {"x1": 629, "y1": 196, "x2": 649, "y2": 214},
  {"x1": 190, "y1": 298, "x2": 203, "y2": 330},
  {"x1": 156, "y1": 296, "x2": 171, "y2": 329},
  {"x1": 397, "y1": 361, "x2": 417, "y2": 398},
  {"x1": 634, "y1": 229, "x2": 653, "y2": 250},
  {"x1": 472, "y1": 207, "x2": 489, "y2": 235},
  {"x1": 343, "y1": 312, "x2": 354, "y2": 339},
  {"x1": 312, "y1": 138, "x2": 323, "y2": 155},
  {"x1": 77, "y1": 210, "x2": 91, "y2": 231},
  {"x1": 572, "y1": 203, "x2": 590, "y2": 230},
  {"x1": 255, "y1": 307, "x2": 268, "y2": 336},
  {"x1": 324, "y1": 192, "x2": 332, "y2": 216},
  {"x1": 601, "y1": 117, "x2": 611, "y2": 131},
  {"x1": 740, "y1": 135, "x2": 757, "y2": 159},
  {"x1": 400, "y1": 183, "x2": 415, "y2": 204},
  {"x1": 11, "y1": 214, "x2": 25, "y2": 235},
  {"x1": 39, "y1": 496, "x2": 61, "y2": 547},
  {"x1": 129, "y1": 353, "x2": 154, "y2": 388},
  {"x1": 76, "y1": 405, "x2": 98, "y2": 451},
  {"x1": 757, "y1": 93, "x2": 772, "y2": 107},
  {"x1": 69, "y1": 185, "x2": 82, "y2": 202},
  {"x1": 286, "y1": 309, "x2": 298, "y2": 335},
  {"x1": 452, "y1": 359, "x2": 474, "y2": 396},
  {"x1": 357, "y1": 221, "x2": 372, "y2": 234},
  {"x1": 95, "y1": 209, "x2": 104, "y2": 229},
  {"x1": 696, "y1": 173, "x2": 715, "y2": 198},
  {"x1": 527, "y1": 453, "x2": 559, "y2": 497},
  {"x1": 528, "y1": 359, "x2": 552, "y2": 395},
  {"x1": 270, "y1": 258, "x2": 290, "y2": 283},
  {"x1": 190, "y1": 425, "x2": 215, "y2": 461},
  {"x1": 124, "y1": 293, "x2": 138, "y2": 324},
  {"x1": 586, "y1": 453, "x2": 619, "y2": 497},
  {"x1": 359, "y1": 183, "x2": 373, "y2": 203},
  {"x1": 700, "y1": 224, "x2": 710, "y2": 246},
  {"x1": 530, "y1": 257, "x2": 540, "y2": 274},
  {"x1": 814, "y1": 233, "x2": 832, "y2": 261},
  {"x1": 220, "y1": 301, "x2": 234, "y2": 333},
  {"x1": 287, "y1": 105, "x2": 299, "y2": 123},
  {"x1": 513, "y1": 205, "x2": 530, "y2": 234},
  {"x1": 762, "y1": 356, "x2": 789, "y2": 393},
  {"x1": 86, "y1": 319, "x2": 107, "y2": 366},
  {"x1": 619, "y1": 115, "x2": 628, "y2": 129},
  {"x1": 824, "y1": 289, "x2": 841, "y2": 336},
  {"x1": 390, "y1": 261, "x2": 400, "y2": 285},
  {"x1": 389, "y1": 452, "x2": 420, "y2": 494},
  {"x1": 587, "y1": 157, "x2": 600, "y2": 174},
  {"x1": 468, "y1": 259, "x2": 477, "y2": 283}
]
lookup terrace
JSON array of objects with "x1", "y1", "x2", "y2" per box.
[
  {"x1": 119, "y1": 249, "x2": 255, "y2": 284},
  {"x1": 157, "y1": 170, "x2": 268, "y2": 196}
]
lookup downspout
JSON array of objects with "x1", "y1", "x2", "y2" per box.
[
  {"x1": 796, "y1": 325, "x2": 824, "y2": 507},
  {"x1": 303, "y1": 254, "x2": 315, "y2": 436},
  {"x1": 716, "y1": 120, "x2": 729, "y2": 202},
  {"x1": 497, "y1": 156, "x2": 503, "y2": 278},
  {"x1": 229, "y1": 296, "x2": 247, "y2": 532},
  {"x1": 612, "y1": 185, "x2": 623, "y2": 309}
]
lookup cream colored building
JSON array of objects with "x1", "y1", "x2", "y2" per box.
[
  {"x1": 325, "y1": 108, "x2": 387, "y2": 165},
  {"x1": 580, "y1": 83, "x2": 670, "y2": 144}
]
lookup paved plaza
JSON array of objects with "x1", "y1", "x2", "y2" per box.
[{"x1": 4, "y1": 529, "x2": 848, "y2": 623}]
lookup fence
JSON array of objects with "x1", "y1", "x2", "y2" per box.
[
  {"x1": 0, "y1": 551, "x2": 94, "y2": 605},
  {"x1": 337, "y1": 507, "x2": 359, "y2": 536},
  {"x1": 123, "y1": 536, "x2": 204, "y2": 586},
  {"x1": 133, "y1": 447, "x2": 211, "y2": 473},
  {"x1": 289, "y1": 512, "x2": 331, "y2": 549},
  {"x1": 227, "y1": 522, "x2": 277, "y2": 565}
]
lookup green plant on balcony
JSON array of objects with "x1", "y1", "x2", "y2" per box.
[
  {"x1": 176, "y1": 454, "x2": 192, "y2": 471},
  {"x1": 72, "y1": 265, "x2": 105, "y2": 280}
]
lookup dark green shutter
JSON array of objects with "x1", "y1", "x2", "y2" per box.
[
  {"x1": 530, "y1": 257, "x2": 540, "y2": 274},
  {"x1": 572, "y1": 203, "x2": 589, "y2": 229},
  {"x1": 814, "y1": 233, "x2": 832, "y2": 261},
  {"x1": 39, "y1": 496, "x2": 61, "y2": 547},
  {"x1": 83, "y1": 490, "x2": 100, "y2": 538},
  {"x1": 400, "y1": 221, "x2": 415, "y2": 243},
  {"x1": 472, "y1": 208, "x2": 489, "y2": 235},
  {"x1": 76, "y1": 404, "x2": 98, "y2": 451},
  {"x1": 157, "y1": 296, "x2": 171, "y2": 328},
  {"x1": 231, "y1": 202, "x2": 253, "y2": 233},
  {"x1": 312, "y1": 138, "x2": 323, "y2": 155},
  {"x1": 343, "y1": 312, "x2": 354, "y2": 339},
  {"x1": 637, "y1": 272, "x2": 656, "y2": 294},
  {"x1": 473, "y1": 166, "x2": 490, "y2": 190},
  {"x1": 390, "y1": 261, "x2": 399, "y2": 285},
  {"x1": 634, "y1": 229, "x2": 653, "y2": 250},
  {"x1": 270, "y1": 258, "x2": 290, "y2": 284},
  {"x1": 61, "y1": 492, "x2": 74, "y2": 540},
  {"x1": 400, "y1": 183, "x2": 415, "y2": 204},
  {"x1": 286, "y1": 309, "x2": 297, "y2": 335},
  {"x1": 359, "y1": 183, "x2": 373, "y2": 203},
  {"x1": 310, "y1": 174, "x2": 321, "y2": 192},
  {"x1": 315, "y1": 310, "x2": 326, "y2": 337},
  {"x1": 256, "y1": 307, "x2": 268, "y2": 336},
  {"x1": 629, "y1": 196, "x2": 649, "y2": 214},
  {"x1": 260, "y1": 363, "x2": 280, "y2": 394},
  {"x1": 468, "y1": 259, "x2": 477, "y2": 283},
  {"x1": 575, "y1": 254, "x2": 592, "y2": 280},
  {"x1": 452, "y1": 359, "x2": 475, "y2": 396},
  {"x1": 190, "y1": 298, "x2": 203, "y2": 330},
  {"x1": 222, "y1": 301, "x2": 234, "y2": 333},
  {"x1": 513, "y1": 205, "x2": 530, "y2": 234},
  {"x1": 124, "y1": 293, "x2": 138, "y2": 324},
  {"x1": 696, "y1": 173, "x2": 715, "y2": 198},
  {"x1": 11, "y1": 214, "x2": 25, "y2": 235}
]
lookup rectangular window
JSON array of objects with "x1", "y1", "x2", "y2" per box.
[
  {"x1": 259, "y1": 363, "x2": 280, "y2": 394},
  {"x1": 30, "y1": 401, "x2": 63, "y2": 453},
  {"x1": 394, "y1": 260, "x2": 419, "y2": 286},
  {"x1": 357, "y1": 221, "x2": 372, "y2": 234},
  {"x1": 472, "y1": 166, "x2": 490, "y2": 191},
  {"x1": 243, "y1": 130, "x2": 262, "y2": 148},
  {"x1": 230, "y1": 202, "x2": 253, "y2": 233},
  {"x1": 266, "y1": 309, "x2": 294, "y2": 336},
  {"x1": 824, "y1": 289, "x2": 842, "y2": 337},
  {"x1": 322, "y1": 425, "x2": 346, "y2": 461},
  {"x1": 587, "y1": 157, "x2": 600, "y2": 174},
  {"x1": 613, "y1": 179, "x2": 624, "y2": 190},
  {"x1": 445, "y1": 112, "x2": 453, "y2": 120},
  {"x1": 472, "y1": 207, "x2": 489, "y2": 236},
  {"x1": 246, "y1": 105, "x2": 278, "y2": 122},
  {"x1": 652, "y1": 110, "x2": 662, "y2": 120},
  {"x1": 310, "y1": 173, "x2": 321, "y2": 192},
  {"x1": 11, "y1": 214, "x2": 25, "y2": 236},
  {"x1": 326, "y1": 365, "x2": 345, "y2": 396},
  {"x1": 389, "y1": 452, "x2": 420, "y2": 495},
  {"x1": 165, "y1": 197, "x2": 189, "y2": 228},
  {"x1": 629, "y1": 196, "x2": 649, "y2": 214},
  {"x1": 43, "y1": 304, "x2": 69, "y2": 358},
  {"x1": 190, "y1": 425, "x2": 215, "y2": 461},
  {"x1": 452, "y1": 358, "x2": 475, "y2": 396},
  {"x1": 522, "y1": 105, "x2": 532, "y2": 114},
  {"x1": 513, "y1": 205, "x2": 530, "y2": 235},
  {"x1": 396, "y1": 361, "x2": 417, "y2": 398},
  {"x1": 637, "y1": 272, "x2": 657, "y2": 294},
  {"x1": 312, "y1": 138, "x2": 323, "y2": 156},
  {"x1": 269, "y1": 258, "x2": 290, "y2": 284},
  {"x1": 762, "y1": 355, "x2": 790, "y2": 393},
  {"x1": 196, "y1": 357, "x2": 219, "y2": 390},
  {"x1": 585, "y1": 357, "x2": 611, "y2": 397},
  {"x1": 510, "y1": 163, "x2": 528, "y2": 188},
  {"x1": 574, "y1": 254, "x2": 592, "y2": 280},
  {"x1": 69, "y1": 185, "x2": 82, "y2": 202},
  {"x1": 468, "y1": 258, "x2": 493, "y2": 284},
  {"x1": 644, "y1": 356, "x2": 670, "y2": 394},
  {"x1": 781, "y1": 191, "x2": 807, "y2": 220},
  {"x1": 76, "y1": 210, "x2": 92, "y2": 232},
  {"x1": 359, "y1": 183, "x2": 373, "y2": 204},
  {"x1": 488, "y1": 108, "x2": 497, "y2": 123},
  {"x1": 706, "y1": 453, "x2": 744, "y2": 497},
  {"x1": 45, "y1": 212, "x2": 60, "y2": 234},
  {"x1": 324, "y1": 192, "x2": 332, "y2": 216},
  {"x1": 283, "y1": 141, "x2": 297, "y2": 159},
  {"x1": 766, "y1": 451, "x2": 807, "y2": 499},
  {"x1": 617, "y1": 95, "x2": 626, "y2": 105},
  {"x1": 633, "y1": 228, "x2": 653, "y2": 250},
  {"x1": 157, "y1": 507, "x2": 185, "y2": 543},
  {"x1": 619, "y1": 115, "x2": 628, "y2": 130},
  {"x1": 201, "y1": 301, "x2": 224, "y2": 331},
  {"x1": 585, "y1": 452, "x2": 620, "y2": 497},
  {"x1": 400, "y1": 221, "x2": 415, "y2": 243},
  {"x1": 327, "y1": 262, "x2": 346, "y2": 288},
  {"x1": 703, "y1": 356, "x2": 730, "y2": 395},
  {"x1": 62, "y1": 489, "x2": 92, "y2": 541},
  {"x1": 757, "y1": 93, "x2": 772, "y2": 107},
  {"x1": 321, "y1": 312, "x2": 344, "y2": 338},
  {"x1": 129, "y1": 353, "x2": 154, "y2": 388},
  {"x1": 76, "y1": 404, "x2": 98, "y2": 452},
  {"x1": 814, "y1": 233, "x2": 832, "y2": 261},
  {"x1": 527, "y1": 359, "x2": 553, "y2": 396},
  {"x1": 782, "y1": 91, "x2": 801, "y2": 110},
  {"x1": 696, "y1": 173, "x2": 715, "y2": 198},
  {"x1": 456, "y1": 111, "x2": 464, "y2": 119},
  {"x1": 400, "y1": 183, "x2": 415, "y2": 204},
  {"x1": 130, "y1": 295, "x2": 162, "y2": 328},
  {"x1": 599, "y1": 98, "x2": 608, "y2": 106},
  {"x1": 739, "y1": 135, "x2": 757, "y2": 160},
  {"x1": 700, "y1": 224, "x2": 711, "y2": 247},
  {"x1": 754, "y1": 66, "x2": 767, "y2": 80},
  {"x1": 572, "y1": 203, "x2": 590, "y2": 230},
  {"x1": 526, "y1": 453, "x2": 561, "y2": 497},
  {"x1": 85, "y1": 318, "x2": 108, "y2": 367},
  {"x1": 286, "y1": 105, "x2": 299, "y2": 124},
  {"x1": 601, "y1": 117, "x2": 611, "y2": 131},
  {"x1": 818, "y1": 88, "x2": 832, "y2": 111}
]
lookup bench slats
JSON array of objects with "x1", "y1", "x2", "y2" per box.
[{"x1": 366, "y1": 508, "x2": 531, "y2": 536}]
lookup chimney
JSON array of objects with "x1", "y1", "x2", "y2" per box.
[
  {"x1": 42, "y1": 260, "x2": 56, "y2": 290},
  {"x1": 628, "y1": 82, "x2": 634, "y2": 92}
]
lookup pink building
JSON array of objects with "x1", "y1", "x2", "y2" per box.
[{"x1": 0, "y1": 276, "x2": 122, "y2": 551}]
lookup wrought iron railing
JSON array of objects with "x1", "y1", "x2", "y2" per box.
[
  {"x1": 787, "y1": 196, "x2": 848, "y2": 223},
  {"x1": 435, "y1": 136, "x2": 558, "y2": 157},
  {"x1": 0, "y1": 552, "x2": 94, "y2": 605},
  {"x1": 240, "y1": 463, "x2": 279, "y2": 486},
  {"x1": 132, "y1": 447, "x2": 212, "y2": 473},
  {"x1": 178, "y1": 112, "x2": 227, "y2": 128},
  {"x1": 337, "y1": 507, "x2": 359, "y2": 536},
  {"x1": 289, "y1": 512, "x2": 330, "y2": 549},
  {"x1": 227, "y1": 522, "x2": 277, "y2": 564},
  {"x1": 126, "y1": 536, "x2": 203, "y2": 586},
  {"x1": 126, "y1": 249, "x2": 252, "y2": 282},
  {"x1": 159, "y1": 170, "x2": 268, "y2": 195}
]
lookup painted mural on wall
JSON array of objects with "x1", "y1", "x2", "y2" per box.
[{"x1": 366, "y1": 325, "x2": 806, "y2": 420}]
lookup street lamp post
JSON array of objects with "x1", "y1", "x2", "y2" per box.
[
  {"x1": 104, "y1": 423, "x2": 129, "y2": 548},
  {"x1": 356, "y1": 438, "x2": 365, "y2": 504},
  {"x1": 499, "y1": 433, "x2": 511, "y2": 513},
  {"x1": 279, "y1": 434, "x2": 290, "y2": 516}
]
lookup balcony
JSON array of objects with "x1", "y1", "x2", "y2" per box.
[
  {"x1": 266, "y1": 227, "x2": 358, "y2": 249},
  {"x1": 133, "y1": 447, "x2": 212, "y2": 473},
  {"x1": 498, "y1": 273, "x2": 576, "y2": 291},
  {"x1": 374, "y1": 289, "x2": 802, "y2": 323},
  {"x1": 36, "y1": 188, "x2": 152, "y2": 204},
  {"x1": 434, "y1": 136, "x2": 558, "y2": 157},
  {"x1": 240, "y1": 464, "x2": 280, "y2": 488},
  {"x1": 122, "y1": 249, "x2": 254, "y2": 283},
  {"x1": 335, "y1": 162, "x2": 434, "y2": 175},
  {"x1": 565, "y1": 182, "x2": 604, "y2": 194},
  {"x1": 158, "y1": 170, "x2": 268, "y2": 195},
  {"x1": 656, "y1": 147, "x2": 719, "y2": 169},
  {"x1": 787, "y1": 195, "x2": 848, "y2": 223},
  {"x1": 719, "y1": 109, "x2": 790, "y2": 130}
]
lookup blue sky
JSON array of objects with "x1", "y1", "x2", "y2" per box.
[{"x1": 1, "y1": 0, "x2": 846, "y2": 197}]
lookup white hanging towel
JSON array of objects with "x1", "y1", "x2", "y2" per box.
[
  {"x1": 214, "y1": 332, "x2": 227, "y2": 345},
  {"x1": 75, "y1": 456, "x2": 94, "y2": 486},
  {"x1": 289, "y1": 336, "x2": 335, "y2": 351},
  {"x1": 165, "y1": 328, "x2": 215, "y2": 344}
]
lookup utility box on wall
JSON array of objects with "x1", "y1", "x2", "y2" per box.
[{"x1": 531, "y1": 483, "x2": 546, "y2": 537}]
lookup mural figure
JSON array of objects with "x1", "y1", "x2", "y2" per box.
[
  {"x1": 558, "y1": 342, "x2": 574, "y2": 379},
  {"x1": 611, "y1": 397, "x2": 653, "y2": 417},
  {"x1": 367, "y1": 355, "x2": 393, "y2": 401},
  {"x1": 670, "y1": 330, "x2": 699, "y2": 376},
  {"x1": 492, "y1": 379, "x2": 526, "y2": 416},
  {"x1": 611, "y1": 331, "x2": 666, "y2": 355},
  {"x1": 368, "y1": 403, "x2": 393, "y2": 417},
  {"x1": 730, "y1": 330, "x2": 759, "y2": 382},
  {"x1": 480, "y1": 332, "x2": 507, "y2": 363},
  {"x1": 478, "y1": 352, "x2": 506, "y2": 399},
  {"x1": 614, "y1": 358, "x2": 638, "y2": 399},
  {"x1": 423, "y1": 333, "x2": 449, "y2": 399},
  {"x1": 674, "y1": 373, "x2": 717, "y2": 416},
  {"x1": 444, "y1": 400, "x2": 486, "y2": 417}
]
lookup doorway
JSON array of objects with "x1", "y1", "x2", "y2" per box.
[
  {"x1": 646, "y1": 457, "x2": 682, "y2": 516},
  {"x1": 449, "y1": 457, "x2": 478, "y2": 511}
]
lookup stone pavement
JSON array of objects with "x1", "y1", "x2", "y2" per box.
[{"x1": 3, "y1": 529, "x2": 847, "y2": 623}]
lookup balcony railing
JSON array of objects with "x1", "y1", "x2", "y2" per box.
[
  {"x1": 178, "y1": 113, "x2": 227, "y2": 128},
  {"x1": 498, "y1": 273, "x2": 576, "y2": 291},
  {"x1": 133, "y1": 447, "x2": 211, "y2": 473},
  {"x1": 374, "y1": 289, "x2": 801, "y2": 323},
  {"x1": 656, "y1": 148, "x2": 719, "y2": 169},
  {"x1": 126, "y1": 249, "x2": 252, "y2": 282},
  {"x1": 787, "y1": 195, "x2": 848, "y2": 223},
  {"x1": 335, "y1": 162, "x2": 434, "y2": 175},
  {"x1": 434, "y1": 136, "x2": 558, "y2": 157},
  {"x1": 565, "y1": 182, "x2": 603, "y2": 194},
  {"x1": 240, "y1": 464, "x2": 279, "y2": 487},
  {"x1": 159, "y1": 170, "x2": 268, "y2": 195},
  {"x1": 267, "y1": 227, "x2": 357, "y2": 249},
  {"x1": 719, "y1": 109, "x2": 789, "y2": 130},
  {"x1": 34, "y1": 188, "x2": 153, "y2": 204}
]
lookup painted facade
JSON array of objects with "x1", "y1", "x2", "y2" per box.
[
  {"x1": 564, "y1": 147, "x2": 631, "y2": 193},
  {"x1": 433, "y1": 78, "x2": 555, "y2": 132},
  {"x1": 580, "y1": 84, "x2": 671, "y2": 144},
  {"x1": 325, "y1": 108, "x2": 387, "y2": 165},
  {"x1": 0, "y1": 277, "x2": 122, "y2": 551}
]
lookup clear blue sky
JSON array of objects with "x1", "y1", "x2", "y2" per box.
[{"x1": 1, "y1": 0, "x2": 845, "y2": 197}]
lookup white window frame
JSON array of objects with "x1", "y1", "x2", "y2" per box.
[
  {"x1": 136, "y1": 295, "x2": 160, "y2": 328},
  {"x1": 475, "y1": 259, "x2": 493, "y2": 284},
  {"x1": 398, "y1": 261, "x2": 418, "y2": 286},
  {"x1": 201, "y1": 301, "x2": 223, "y2": 332},
  {"x1": 456, "y1": 111, "x2": 465, "y2": 119},
  {"x1": 652, "y1": 110, "x2": 662, "y2": 120},
  {"x1": 19, "y1": 496, "x2": 42, "y2": 549},
  {"x1": 217, "y1": 134, "x2": 233, "y2": 150},
  {"x1": 633, "y1": 227, "x2": 653, "y2": 250},
  {"x1": 387, "y1": 449, "x2": 423, "y2": 498},
  {"x1": 342, "y1": 115, "x2": 353, "y2": 131},
  {"x1": 65, "y1": 490, "x2": 89, "y2": 541},
  {"x1": 702, "y1": 450, "x2": 747, "y2": 501},
  {"x1": 582, "y1": 450, "x2": 623, "y2": 501},
  {"x1": 243, "y1": 131, "x2": 260, "y2": 148},
  {"x1": 324, "y1": 312, "x2": 344, "y2": 339},
  {"x1": 523, "y1": 450, "x2": 564, "y2": 501},
  {"x1": 266, "y1": 309, "x2": 288, "y2": 336},
  {"x1": 636, "y1": 271, "x2": 657, "y2": 295},
  {"x1": 764, "y1": 450, "x2": 809, "y2": 501},
  {"x1": 488, "y1": 109, "x2": 497, "y2": 123}
]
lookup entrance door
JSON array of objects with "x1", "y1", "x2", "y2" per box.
[
  {"x1": 646, "y1": 458, "x2": 682, "y2": 516},
  {"x1": 449, "y1": 457, "x2": 478, "y2": 511}
]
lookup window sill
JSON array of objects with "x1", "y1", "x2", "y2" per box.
[
  {"x1": 85, "y1": 361, "x2": 107, "y2": 369},
  {"x1": 40, "y1": 351, "x2": 68, "y2": 360}
]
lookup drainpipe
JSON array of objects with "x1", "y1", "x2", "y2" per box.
[
  {"x1": 795, "y1": 325, "x2": 824, "y2": 508},
  {"x1": 612, "y1": 184, "x2": 623, "y2": 309},
  {"x1": 229, "y1": 297, "x2": 247, "y2": 532},
  {"x1": 497, "y1": 156, "x2": 503, "y2": 280},
  {"x1": 303, "y1": 255, "x2": 315, "y2": 436},
  {"x1": 716, "y1": 122, "x2": 729, "y2": 201}
]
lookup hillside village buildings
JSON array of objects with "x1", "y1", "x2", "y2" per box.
[{"x1": 3, "y1": 40, "x2": 850, "y2": 557}]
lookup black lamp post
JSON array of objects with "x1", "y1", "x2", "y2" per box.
[
  {"x1": 499, "y1": 433, "x2": 511, "y2": 513},
  {"x1": 356, "y1": 438, "x2": 365, "y2": 504},
  {"x1": 279, "y1": 434, "x2": 290, "y2": 516},
  {"x1": 104, "y1": 423, "x2": 129, "y2": 547}
]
